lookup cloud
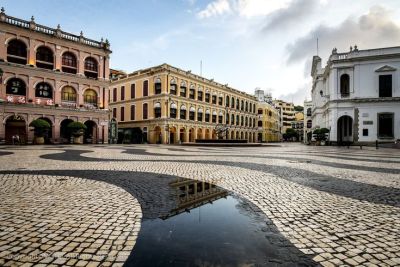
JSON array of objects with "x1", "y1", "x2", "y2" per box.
[
  {"x1": 197, "y1": 0, "x2": 291, "y2": 19},
  {"x1": 286, "y1": 6, "x2": 400, "y2": 64},
  {"x1": 197, "y1": 0, "x2": 231, "y2": 18},
  {"x1": 262, "y1": 0, "x2": 318, "y2": 32},
  {"x1": 278, "y1": 84, "x2": 311, "y2": 105}
]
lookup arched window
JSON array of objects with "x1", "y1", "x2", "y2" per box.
[
  {"x1": 245, "y1": 102, "x2": 248, "y2": 112},
  {"x1": 61, "y1": 52, "x2": 77, "y2": 74},
  {"x1": 205, "y1": 109, "x2": 210, "y2": 122},
  {"x1": 189, "y1": 85, "x2": 195, "y2": 99},
  {"x1": 180, "y1": 81, "x2": 187, "y2": 97},
  {"x1": 226, "y1": 96, "x2": 230, "y2": 107},
  {"x1": 189, "y1": 107, "x2": 195, "y2": 120},
  {"x1": 205, "y1": 90, "x2": 210, "y2": 102},
  {"x1": 241, "y1": 100, "x2": 244, "y2": 111},
  {"x1": 180, "y1": 105, "x2": 187, "y2": 120},
  {"x1": 306, "y1": 108, "x2": 311, "y2": 116},
  {"x1": 226, "y1": 113, "x2": 230, "y2": 124},
  {"x1": 170, "y1": 103, "x2": 177, "y2": 118},
  {"x1": 84, "y1": 89, "x2": 97, "y2": 105},
  {"x1": 36, "y1": 46, "x2": 54, "y2": 70},
  {"x1": 236, "y1": 115, "x2": 239, "y2": 125},
  {"x1": 197, "y1": 87, "x2": 203, "y2": 101},
  {"x1": 61, "y1": 86, "x2": 77, "y2": 102},
  {"x1": 236, "y1": 99, "x2": 240, "y2": 109},
  {"x1": 154, "y1": 78, "x2": 162, "y2": 95},
  {"x1": 154, "y1": 102, "x2": 161, "y2": 118},
  {"x1": 84, "y1": 57, "x2": 98, "y2": 79},
  {"x1": 35, "y1": 82, "x2": 53, "y2": 98},
  {"x1": 245, "y1": 117, "x2": 248, "y2": 127},
  {"x1": 340, "y1": 74, "x2": 350, "y2": 97},
  {"x1": 231, "y1": 97, "x2": 234, "y2": 108},
  {"x1": 197, "y1": 108, "x2": 203, "y2": 121},
  {"x1": 218, "y1": 94, "x2": 223, "y2": 105},
  {"x1": 143, "y1": 80, "x2": 149, "y2": 97},
  {"x1": 170, "y1": 79, "x2": 177, "y2": 95},
  {"x1": 218, "y1": 111, "x2": 223, "y2": 123},
  {"x1": 6, "y1": 78, "x2": 26, "y2": 96},
  {"x1": 212, "y1": 111, "x2": 217, "y2": 123},
  {"x1": 241, "y1": 116, "x2": 244, "y2": 126},
  {"x1": 7, "y1": 39, "x2": 27, "y2": 65},
  {"x1": 212, "y1": 93, "x2": 217, "y2": 104}
]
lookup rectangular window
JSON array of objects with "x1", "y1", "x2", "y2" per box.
[
  {"x1": 112, "y1": 108, "x2": 117, "y2": 119},
  {"x1": 131, "y1": 84, "x2": 135, "y2": 99},
  {"x1": 379, "y1": 75, "x2": 392, "y2": 97},
  {"x1": 143, "y1": 103, "x2": 148, "y2": 119},
  {"x1": 143, "y1": 81, "x2": 149, "y2": 97},
  {"x1": 130, "y1": 105, "x2": 135, "y2": 120},
  {"x1": 155, "y1": 82, "x2": 162, "y2": 94},
  {"x1": 180, "y1": 86, "x2": 186, "y2": 97},
  {"x1": 121, "y1": 86, "x2": 125, "y2": 101},
  {"x1": 212, "y1": 95, "x2": 217, "y2": 104},
  {"x1": 218, "y1": 97, "x2": 223, "y2": 105},
  {"x1": 378, "y1": 113, "x2": 394, "y2": 138},
  {"x1": 205, "y1": 114, "x2": 210, "y2": 122},
  {"x1": 198, "y1": 91, "x2": 203, "y2": 101},
  {"x1": 120, "y1": 106, "x2": 125, "y2": 121},
  {"x1": 197, "y1": 112, "x2": 203, "y2": 121},
  {"x1": 170, "y1": 84, "x2": 177, "y2": 95},
  {"x1": 113, "y1": 88, "x2": 117, "y2": 102},
  {"x1": 363, "y1": 129, "x2": 368, "y2": 136}
]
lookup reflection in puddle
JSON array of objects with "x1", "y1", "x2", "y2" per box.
[{"x1": 126, "y1": 178, "x2": 315, "y2": 266}]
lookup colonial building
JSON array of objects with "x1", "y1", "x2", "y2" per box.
[
  {"x1": 311, "y1": 45, "x2": 400, "y2": 145},
  {"x1": 257, "y1": 102, "x2": 280, "y2": 142},
  {"x1": 303, "y1": 100, "x2": 312, "y2": 143},
  {"x1": 254, "y1": 89, "x2": 280, "y2": 142},
  {"x1": 0, "y1": 9, "x2": 111, "y2": 144},
  {"x1": 273, "y1": 99, "x2": 295, "y2": 134},
  {"x1": 109, "y1": 64, "x2": 258, "y2": 144},
  {"x1": 291, "y1": 111, "x2": 304, "y2": 142}
]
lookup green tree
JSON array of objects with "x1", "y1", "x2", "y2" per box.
[
  {"x1": 294, "y1": 105, "x2": 304, "y2": 112},
  {"x1": 29, "y1": 119, "x2": 50, "y2": 137}
]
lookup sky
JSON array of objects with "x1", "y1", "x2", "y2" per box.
[{"x1": 2, "y1": 0, "x2": 400, "y2": 105}]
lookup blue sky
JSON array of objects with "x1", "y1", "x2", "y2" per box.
[{"x1": 3, "y1": 0, "x2": 400, "y2": 104}]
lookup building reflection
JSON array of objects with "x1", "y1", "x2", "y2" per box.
[{"x1": 161, "y1": 178, "x2": 228, "y2": 220}]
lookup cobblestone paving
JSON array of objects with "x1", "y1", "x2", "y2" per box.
[{"x1": 0, "y1": 143, "x2": 399, "y2": 266}]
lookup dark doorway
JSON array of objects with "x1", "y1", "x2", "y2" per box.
[
  {"x1": 337, "y1": 116, "x2": 353, "y2": 145},
  {"x1": 84, "y1": 121, "x2": 97, "y2": 144},
  {"x1": 5, "y1": 115, "x2": 26, "y2": 144},
  {"x1": 60, "y1": 119, "x2": 73, "y2": 144}
]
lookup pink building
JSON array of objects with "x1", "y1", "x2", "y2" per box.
[{"x1": 0, "y1": 8, "x2": 111, "y2": 144}]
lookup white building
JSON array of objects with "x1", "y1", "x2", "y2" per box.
[
  {"x1": 303, "y1": 100, "x2": 312, "y2": 143},
  {"x1": 311, "y1": 46, "x2": 400, "y2": 145}
]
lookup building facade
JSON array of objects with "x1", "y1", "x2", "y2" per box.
[
  {"x1": 110, "y1": 64, "x2": 258, "y2": 144},
  {"x1": 291, "y1": 111, "x2": 304, "y2": 142},
  {"x1": 0, "y1": 9, "x2": 111, "y2": 144},
  {"x1": 303, "y1": 100, "x2": 312, "y2": 143},
  {"x1": 273, "y1": 99, "x2": 295, "y2": 135},
  {"x1": 257, "y1": 102, "x2": 280, "y2": 142},
  {"x1": 311, "y1": 46, "x2": 400, "y2": 144}
]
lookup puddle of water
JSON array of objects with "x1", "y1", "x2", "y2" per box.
[{"x1": 126, "y1": 178, "x2": 305, "y2": 266}]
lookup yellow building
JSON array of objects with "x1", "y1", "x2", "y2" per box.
[
  {"x1": 257, "y1": 102, "x2": 280, "y2": 142},
  {"x1": 109, "y1": 64, "x2": 258, "y2": 144},
  {"x1": 273, "y1": 100, "x2": 295, "y2": 134}
]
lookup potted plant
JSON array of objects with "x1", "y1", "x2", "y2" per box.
[
  {"x1": 67, "y1": 121, "x2": 87, "y2": 144},
  {"x1": 29, "y1": 119, "x2": 51, "y2": 145},
  {"x1": 313, "y1": 128, "x2": 330, "y2": 145}
]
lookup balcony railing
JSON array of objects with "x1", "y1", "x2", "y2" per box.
[{"x1": 0, "y1": 9, "x2": 110, "y2": 50}]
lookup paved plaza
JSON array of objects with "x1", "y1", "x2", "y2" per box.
[{"x1": 0, "y1": 143, "x2": 399, "y2": 266}]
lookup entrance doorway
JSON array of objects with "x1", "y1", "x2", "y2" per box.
[
  {"x1": 337, "y1": 115, "x2": 353, "y2": 145},
  {"x1": 84, "y1": 120, "x2": 97, "y2": 144},
  {"x1": 5, "y1": 115, "x2": 26, "y2": 144},
  {"x1": 60, "y1": 119, "x2": 73, "y2": 143}
]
